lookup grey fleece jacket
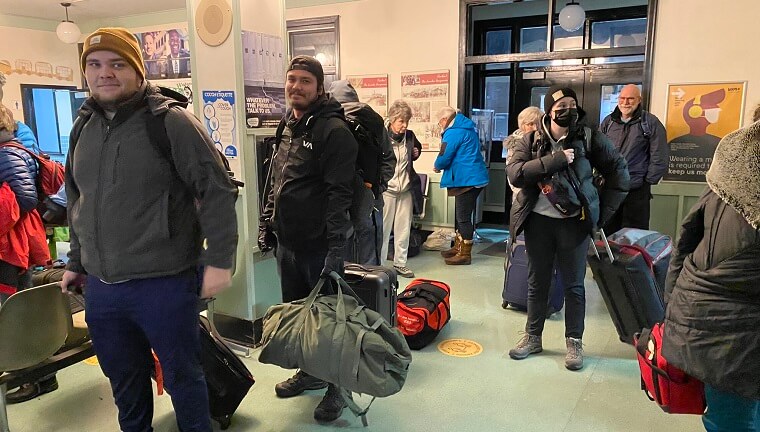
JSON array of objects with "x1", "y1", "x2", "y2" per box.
[{"x1": 66, "y1": 83, "x2": 238, "y2": 283}]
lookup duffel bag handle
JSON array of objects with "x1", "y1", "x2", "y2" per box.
[{"x1": 323, "y1": 271, "x2": 367, "y2": 307}]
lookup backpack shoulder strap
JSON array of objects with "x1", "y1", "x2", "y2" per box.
[
  {"x1": 69, "y1": 110, "x2": 94, "y2": 154},
  {"x1": 639, "y1": 111, "x2": 652, "y2": 139},
  {"x1": 145, "y1": 110, "x2": 172, "y2": 169}
]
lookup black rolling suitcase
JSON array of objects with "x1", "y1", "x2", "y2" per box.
[
  {"x1": 198, "y1": 315, "x2": 255, "y2": 430},
  {"x1": 587, "y1": 229, "x2": 666, "y2": 344},
  {"x1": 343, "y1": 263, "x2": 399, "y2": 324}
]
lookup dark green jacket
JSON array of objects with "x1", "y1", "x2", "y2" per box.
[{"x1": 65, "y1": 83, "x2": 238, "y2": 282}]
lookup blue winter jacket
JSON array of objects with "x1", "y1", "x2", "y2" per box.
[
  {"x1": 0, "y1": 129, "x2": 39, "y2": 212},
  {"x1": 434, "y1": 113, "x2": 489, "y2": 189},
  {"x1": 15, "y1": 121, "x2": 39, "y2": 153}
]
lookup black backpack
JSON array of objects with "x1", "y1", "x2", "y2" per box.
[{"x1": 344, "y1": 105, "x2": 384, "y2": 194}]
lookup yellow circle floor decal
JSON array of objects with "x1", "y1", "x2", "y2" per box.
[
  {"x1": 84, "y1": 356, "x2": 99, "y2": 366},
  {"x1": 437, "y1": 339, "x2": 483, "y2": 357}
]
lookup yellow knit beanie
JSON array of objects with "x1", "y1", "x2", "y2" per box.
[{"x1": 81, "y1": 28, "x2": 145, "y2": 81}]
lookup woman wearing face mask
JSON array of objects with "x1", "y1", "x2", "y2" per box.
[{"x1": 506, "y1": 86, "x2": 629, "y2": 370}]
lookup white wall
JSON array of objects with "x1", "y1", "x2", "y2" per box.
[
  {"x1": 287, "y1": 0, "x2": 460, "y2": 170},
  {"x1": 0, "y1": 25, "x2": 81, "y2": 122},
  {"x1": 650, "y1": 0, "x2": 760, "y2": 126}
]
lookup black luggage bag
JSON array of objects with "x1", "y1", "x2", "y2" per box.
[
  {"x1": 502, "y1": 234, "x2": 564, "y2": 315},
  {"x1": 587, "y1": 229, "x2": 665, "y2": 344},
  {"x1": 198, "y1": 315, "x2": 255, "y2": 430},
  {"x1": 343, "y1": 263, "x2": 399, "y2": 324}
]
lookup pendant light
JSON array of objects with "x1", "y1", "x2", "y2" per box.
[
  {"x1": 558, "y1": 1, "x2": 585, "y2": 32},
  {"x1": 56, "y1": 3, "x2": 81, "y2": 44}
]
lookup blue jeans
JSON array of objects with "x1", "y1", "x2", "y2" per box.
[
  {"x1": 85, "y1": 273, "x2": 211, "y2": 432},
  {"x1": 703, "y1": 385, "x2": 760, "y2": 432}
]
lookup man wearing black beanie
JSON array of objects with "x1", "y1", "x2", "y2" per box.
[
  {"x1": 507, "y1": 85, "x2": 629, "y2": 371},
  {"x1": 258, "y1": 55, "x2": 358, "y2": 422}
]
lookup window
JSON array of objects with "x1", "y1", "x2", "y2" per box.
[
  {"x1": 21, "y1": 85, "x2": 85, "y2": 163},
  {"x1": 287, "y1": 16, "x2": 340, "y2": 89},
  {"x1": 485, "y1": 29, "x2": 511, "y2": 55},
  {"x1": 484, "y1": 76, "x2": 511, "y2": 141},
  {"x1": 591, "y1": 18, "x2": 647, "y2": 64},
  {"x1": 520, "y1": 26, "x2": 583, "y2": 67}
]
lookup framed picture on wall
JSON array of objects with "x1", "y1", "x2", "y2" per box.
[
  {"x1": 663, "y1": 81, "x2": 746, "y2": 183},
  {"x1": 400, "y1": 69, "x2": 450, "y2": 152}
]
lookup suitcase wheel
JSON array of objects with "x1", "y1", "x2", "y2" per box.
[
  {"x1": 214, "y1": 415, "x2": 232, "y2": 430},
  {"x1": 501, "y1": 300, "x2": 509, "y2": 309}
]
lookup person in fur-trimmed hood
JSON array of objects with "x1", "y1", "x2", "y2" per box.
[{"x1": 662, "y1": 121, "x2": 760, "y2": 432}]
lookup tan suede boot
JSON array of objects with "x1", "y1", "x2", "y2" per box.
[
  {"x1": 445, "y1": 239, "x2": 473, "y2": 265},
  {"x1": 440, "y1": 233, "x2": 462, "y2": 259}
]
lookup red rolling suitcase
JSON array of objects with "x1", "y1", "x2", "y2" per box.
[{"x1": 587, "y1": 229, "x2": 665, "y2": 344}]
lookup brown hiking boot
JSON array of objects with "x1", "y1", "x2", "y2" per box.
[
  {"x1": 445, "y1": 239, "x2": 473, "y2": 265},
  {"x1": 440, "y1": 233, "x2": 461, "y2": 259}
]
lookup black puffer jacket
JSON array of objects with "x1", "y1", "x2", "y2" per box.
[
  {"x1": 662, "y1": 122, "x2": 760, "y2": 400},
  {"x1": 0, "y1": 129, "x2": 38, "y2": 212},
  {"x1": 507, "y1": 111, "x2": 630, "y2": 237},
  {"x1": 263, "y1": 96, "x2": 358, "y2": 252}
]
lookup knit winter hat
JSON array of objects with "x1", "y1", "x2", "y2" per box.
[
  {"x1": 705, "y1": 120, "x2": 760, "y2": 229},
  {"x1": 544, "y1": 86, "x2": 578, "y2": 112},
  {"x1": 287, "y1": 55, "x2": 325, "y2": 93},
  {"x1": 81, "y1": 28, "x2": 145, "y2": 81}
]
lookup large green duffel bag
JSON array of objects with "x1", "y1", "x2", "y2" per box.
[{"x1": 259, "y1": 272, "x2": 412, "y2": 423}]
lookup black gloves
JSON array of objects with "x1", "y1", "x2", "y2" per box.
[
  {"x1": 258, "y1": 224, "x2": 276, "y2": 253},
  {"x1": 321, "y1": 248, "x2": 344, "y2": 278}
]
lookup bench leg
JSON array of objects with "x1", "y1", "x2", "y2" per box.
[{"x1": 0, "y1": 382, "x2": 9, "y2": 432}]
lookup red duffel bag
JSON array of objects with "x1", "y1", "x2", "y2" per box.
[
  {"x1": 396, "y1": 279, "x2": 451, "y2": 350},
  {"x1": 634, "y1": 323, "x2": 706, "y2": 415}
]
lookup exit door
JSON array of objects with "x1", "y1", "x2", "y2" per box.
[{"x1": 513, "y1": 66, "x2": 643, "y2": 130}]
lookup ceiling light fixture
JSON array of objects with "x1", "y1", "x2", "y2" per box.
[
  {"x1": 56, "y1": 2, "x2": 81, "y2": 44},
  {"x1": 558, "y1": 1, "x2": 585, "y2": 32}
]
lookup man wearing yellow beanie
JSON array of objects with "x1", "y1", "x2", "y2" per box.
[{"x1": 61, "y1": 28, "x2": 239, "y2": 432}]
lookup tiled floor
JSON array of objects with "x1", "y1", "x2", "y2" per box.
[{"x1": 5, "y1": 229, "x2": 703, "y2": 431}]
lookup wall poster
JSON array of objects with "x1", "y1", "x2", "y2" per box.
[
  {"x1": 202, "y1": 90, "x2": 237, "y2": 159},
  {"x1": 242, "y1": 30, "x2": 286, "y2": 128},
  {"x1": 134, "y1": 28, "x2": 192, "y2": 80},
  {"x1": 347, "y1": 74, "x2": 388, "y2": 117},
  {"x1": 400, "y1": 70, "x2": 450, "y2": 152},
  {"x1": 664, "y1": 82, "x2": 746, "y2": 182}
]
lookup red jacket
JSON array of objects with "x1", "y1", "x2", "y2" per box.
[{"x1": 0, "y1": 182, "x2": 50, "y2": 295}]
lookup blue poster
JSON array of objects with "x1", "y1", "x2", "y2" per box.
[{"x1": 202, "y1": 90, "x2": 237, "y2": 158}]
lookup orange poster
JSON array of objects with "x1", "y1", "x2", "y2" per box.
[{"x1": 664, "y1": 82, "x2": 746, "y2": 182}]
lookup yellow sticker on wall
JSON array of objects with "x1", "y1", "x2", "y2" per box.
[
  {"x1": 84, "y1": 356, "x2": 99, "y2": 366},
  {"x1": 437, "y1": 339, "x2": 483, "y2": 357}
]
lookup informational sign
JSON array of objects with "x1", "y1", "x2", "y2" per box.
[
  {"x1": 664, "y1": 82, "x2": 746, "y2": 182},
  {"x1": 241, "y1": 30, "x2": 286, "y2": 128},
  {"x1": 160, "y1": 79, "x2": 194, "y2": 112},
  {"x1": 347, "y1": 74, "x2": 388, "y2": 117},
  {"x1": 400, "y1": 70, "x2": 450, "y2": 152},
  {"x1": 202, "y1": 90, "x2": 237, "y2": 159}
]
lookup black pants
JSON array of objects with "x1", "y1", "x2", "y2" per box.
[
  {"x1": 604, "y1": 183, "x2": 651, "y2": 235},
  {"x1": 524, "y1": 213, "x2": 590, "y2": 339},
  {"x1": 276, "y1": 244, "x2": 327, "y2": 303},
  {"x1": 454, "y1": 187, "x2": 482, "y2": 240}
]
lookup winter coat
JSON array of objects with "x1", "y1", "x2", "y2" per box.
[
  {"x1": 600, "y1": 105, "x2": 668, "y2": 189},
  {"x1": 434, "y1": 113, "x2": 489, "y2": 189},
  {"x1": 388, "y1": 129, "x2": 424, "y2": 214},
  {"x1": 0, "y1": 181, "x2": 50, "y2": 296},
  {"x1": 14, "y1": 121, "x2": 39, "y2": 153},
  {"x1": 262, "y1": 96, "x2": 358, "y2": 252},
  {"x1": 66, "y1": 83, "x2": 239, "y2": 283},
  {"x1": 662, "y1": 122, "x2": 760, "y2": 400},
  {"x1": 507, "y1": 111, "x2": 630, "y2": 237},
  {"x1": 0, "y1": 129, "x2": 38, "y2": 212}
]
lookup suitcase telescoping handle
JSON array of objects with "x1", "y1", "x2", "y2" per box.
[{"x1": 592, "y1": 228, "x2": 615, "y2": 264}]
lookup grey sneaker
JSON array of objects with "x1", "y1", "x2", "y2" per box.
[
  {"x1": 565, "y1": 337, "x2": 584, "y2": 370},
  {"x1": 394, "y1": 265, "x2": 415, "y2": 278},
  {"x1": 509, "y1": 333, "x2": 543, "y2": 360},
  {"x1": 274, "y1": 370, "x2": 327, "y2": 398}
]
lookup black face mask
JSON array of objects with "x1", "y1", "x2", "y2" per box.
[{"x1": 553, "y1": 108, "x2": 579, "y2": 128}]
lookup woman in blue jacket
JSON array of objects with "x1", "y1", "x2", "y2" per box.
[{"x1": 433, "y1": 107, "x2": 489, "y2": 265}]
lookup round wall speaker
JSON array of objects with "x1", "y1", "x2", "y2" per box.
[{"x1": 195, "y1": 0, "x2": 233, "y2": 47}]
